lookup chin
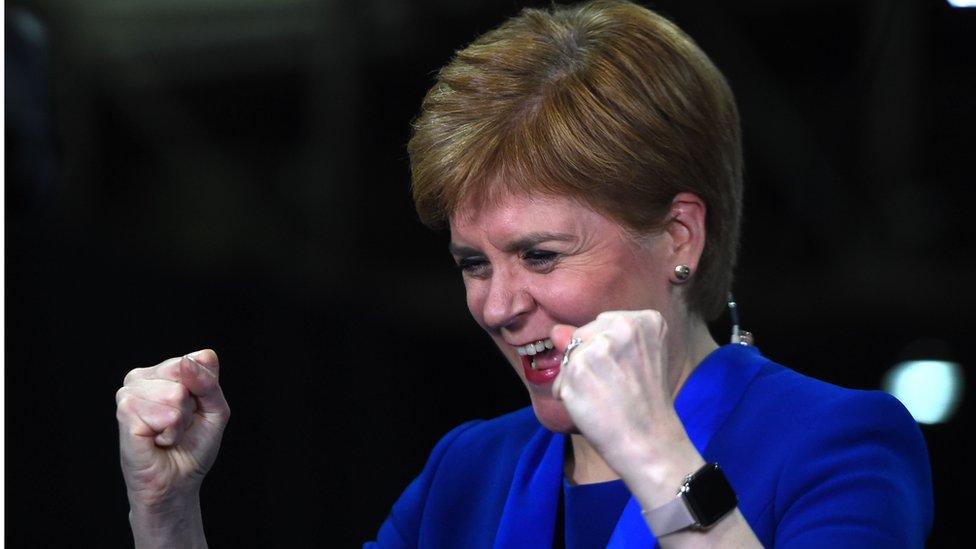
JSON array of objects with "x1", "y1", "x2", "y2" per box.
[{"x1": 528, "y1": 392, "x2": 578, "y2": 433}]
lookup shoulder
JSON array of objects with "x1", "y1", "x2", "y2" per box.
[
  {"x1": 406, "y1": 406, "x2": 543, "y2": 495},
  {"x1": 416, "y1": 408, "x2": 544, "y2": 541},
  {"x1": 399, "y1": 406, "x2": 541, "y2": 505},
  {"x1": 729, "y1": 351, "x2": 930, "y2": 475},
  {"x1": 703, "y1": 347, "x2": 924, "y2": 451},
  {"x1": 427, "y1": 406, "x2": 541, "y2": 475},
  {"x1": 370, "y1": 407, "x2": 541, "y2": 547},
  {"x1": 712, "y1": 350, "x2": 934, "y2": 546},
  {"x1": 735, "y1": 351, "x2": 917, "y2": 431}
]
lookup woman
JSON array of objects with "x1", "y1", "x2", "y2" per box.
[{"x1": 115, "y1": 1, "x2": 933, "y2": 547}]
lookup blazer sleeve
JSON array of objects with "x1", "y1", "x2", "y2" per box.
[
  {"x1": 773, "y1": 390, "x2": 934, "y2": 548},
  {"x1": 364, "y1": 420, "x2": 483, "y2": 548}
]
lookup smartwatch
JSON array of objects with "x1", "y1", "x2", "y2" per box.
[{"x1": 643, "y1": 463, "x2": 738, "y2": 536}]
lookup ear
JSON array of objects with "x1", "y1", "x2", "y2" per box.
[{"x1": 665, "y1": 192, "x2": 707, "y2": 283}]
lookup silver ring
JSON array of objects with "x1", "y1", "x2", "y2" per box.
[{"x1": 561, "y1": 337, "x2": 583, "y2": 369}]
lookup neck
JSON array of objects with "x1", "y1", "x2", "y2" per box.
[
  {"x1": 669, "y1": 317, "x2": 719, "y2": 398},
  {"x1": 564, "y1": 315, "x2": 718, "y2": 485}
]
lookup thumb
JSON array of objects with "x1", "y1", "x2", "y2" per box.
[
  {"x1": 180, "y1": 351, "x2": 228, "y2": 418},
  {"x1": 188, "y1": 348, "x2": 220, "y2": 378},
  {"x1": 549, "y1": 324, "x2": 578, "y2": 354}
]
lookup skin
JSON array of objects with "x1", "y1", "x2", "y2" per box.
[
  {"x1": 115, "y1": 189, "x2": 760, "y2": 546},
  {"x1": 450, "y1": 190, "x2": 762, "y2": 545},
  {"x1": 116, "y1": 350, "x2": 229, "y2": 548},
  {"x1": 448, "y1": 191, "x2": 705, "y2": 462}
]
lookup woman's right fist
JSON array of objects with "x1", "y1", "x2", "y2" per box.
[{"x1": 116, "y1": 350, "x2": 230, "y2": 510}]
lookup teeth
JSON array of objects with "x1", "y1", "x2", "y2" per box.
[{"x1": 516, "y1": 338, "x2": 554, "y2": 358}]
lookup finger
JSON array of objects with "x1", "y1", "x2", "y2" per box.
[
  {"x1": 121, "y1": 379, "x2": 195, "y2": 414},
  {"x1": 579, "y1": 331, "x2": 612, "y2": 362},
  {"x1": 573, "y1": 311, "x2": 619, "y2": 341},
  {"x1": 181, "y1": 354, "x2": 229, "y2": 420},
  {"x1": 117, "y1": 392, "x2": 187, "y2": 447},
  {"x1": 117, "y1": 396, "x2": 160, "y2": 473},
  {"x1": 636, "y1": 309, "x2": 667, "y2": 343},
  {"x1": 608, "y1": 310, "x2": 666, "y2": 343},
  {"x1": 549, "y1": 324, "x2": 577, "y2": 354},
  {"x1": 552, "y1": 370, "x2": 577, "y2": 402},
  {"x1": 122, "y1": 348, "x2": 218, "y2": 386},
  {"x1": 123, "y1": 356, "x2": 182, "y2": 386},
  {"x1": 551, "y1": 323, "x2": 597, "y2": 380},
  {"x1": 187, "y1": 349, "x2": 220, "y2": 379},
  {"x1": 552, "y1": 370, "x2": 564, "y2": 400},
  {"x1": 118, "y1": 383, "x2": 196, "y2": 444},
  {"x1": 556, "y1": 332, "x2": 601, "y2": 384}
]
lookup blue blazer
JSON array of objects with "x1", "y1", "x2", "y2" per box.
[{"x1": 367, "y1": 345, "x2": 933, "y2": 547}]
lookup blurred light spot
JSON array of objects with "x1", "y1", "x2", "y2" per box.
[
  {"x1": 883, "y1": 361, "x2": 964, "y2": 424},
  {"x1": 948, "y1": 0, "x2": 976, "y2": 7}
]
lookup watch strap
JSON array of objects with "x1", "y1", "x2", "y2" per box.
[{"x1": 642, "y1": 493, "x2": 696, "y2": 537}]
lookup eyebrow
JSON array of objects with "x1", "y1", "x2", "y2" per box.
[{"x1": 448, "y1": 231, "x2": 577, "y2": 256}]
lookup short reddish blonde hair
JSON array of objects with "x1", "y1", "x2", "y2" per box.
[{"x1": 409, "y1": 0, "x2": 743, "y2": 320}]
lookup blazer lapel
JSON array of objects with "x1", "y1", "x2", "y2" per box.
[{"x1": 494, "y1": 428, "x2": 565, "y2": 548}]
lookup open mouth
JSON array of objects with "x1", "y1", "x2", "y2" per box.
[
  {"x1": 516, "y1": 338, "x2": 562, "y2": 377},
  {"x1": 516, "y1": 338, "x2": 555, "y2": 370}
]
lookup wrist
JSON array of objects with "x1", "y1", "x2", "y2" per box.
[
  {"x1": 129, "y1": 495, "x2": 207, "y2": 549},
  {"x1": 127, "y1": 481, "x2": 200, "y2": 514},
  {"x1": 618, "y1": 421, "x2": 706, "y2": 511},
  {"x1": 618, "y1": 416, "x2": 705, "y2": 509},
  {"x1": 629, "y1": 451, "x2": 707, "y2": 512}
]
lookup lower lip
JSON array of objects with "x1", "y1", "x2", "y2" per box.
[{"x1": 521, "y1": 351, "x2": 561, "y2": 385}]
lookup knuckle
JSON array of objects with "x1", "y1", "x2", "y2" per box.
[
  {"x1": 632, "y1": 310, "x2": 662, "y2": 334},
  {"x1": 618, "y1": 316, "x2": 637, "y2": 333},
  {"x1": 158, "y1": 357, "x2": 183, "y2": 379},
  {"x1": 642, "y1": 309, "x2": 663, "y2": 320},
  {"x1": 167, "y1": 408, "x2": 185, "y2": 429},
  {"x1": 123, "y1": 367, "x2": 144, "y2": 386},
  {"x1": 589, "y1": 334, "x2": 611, "y2": 354},
  {"x1": 116, "y1": 397, "x2": 137, "y2": 421},
  {"x1": 165, "y1": 383, "x2": 189, "y2": 406},
  {"x1": 641, "y1": 310, "x2": 665, "y2": 329},
  {"x1": 596, "y1": 310, "x2": 622, "y2": 326}
]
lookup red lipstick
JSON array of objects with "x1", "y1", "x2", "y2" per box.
[{"x1": 520, "y1": 348, "x2": 562, "y2": 385}]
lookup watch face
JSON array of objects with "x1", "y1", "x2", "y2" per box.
[{"x1": 684, "y1": 464, "x2": 738, "y2": 527}]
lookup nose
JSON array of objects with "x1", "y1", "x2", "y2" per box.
[{"x1": 481, "y1": 268, "x2": 534, "y2": 330}]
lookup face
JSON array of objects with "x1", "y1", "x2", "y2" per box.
[{"x1": 449, "y1": 192, "x2": 679, "y2": 432}]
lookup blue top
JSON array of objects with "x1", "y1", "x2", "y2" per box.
[
  {"x1": 366, "y1": 344, "x2": 933, "y2": 548},
  {"x1": 563, "y1": 478, "x2": 630, "y2": 549}
]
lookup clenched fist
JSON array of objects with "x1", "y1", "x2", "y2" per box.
[
  {"x1": 550, "y1": 311, "x2": 698, "y2": 487},
  {"x1": 116, "y1": 350, "x2": 229, "y2": 547}
]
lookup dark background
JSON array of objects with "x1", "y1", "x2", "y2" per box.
[{"x1": 6, "y1": 0, "x2": 973, "y2": 546}]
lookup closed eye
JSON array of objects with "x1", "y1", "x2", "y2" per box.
[
  {"x1": 456, "y1": 256, "x2": 490, "y2": 277},
  {"x1": 522, "y1": 250, "x2": 559, "y2": 270}
]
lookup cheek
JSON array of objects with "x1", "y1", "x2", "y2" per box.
[
  {"x1": 539, "y1": 265, "x2": 664, "y2": 321},
  {"x1": 464, "y1": 281, "x2": 487, "y2": 326},
  {"x1": 535, "y1": 273, "x2": 608, "y2": 324}
]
